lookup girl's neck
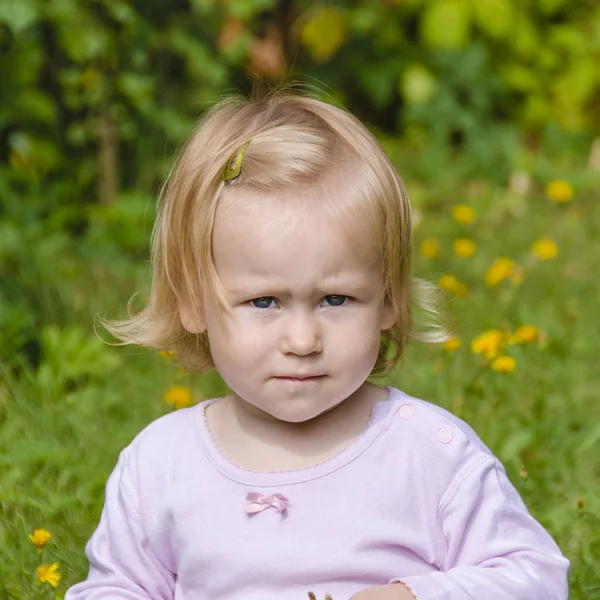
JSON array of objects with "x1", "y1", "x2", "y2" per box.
[{"x1": 205, "y1": 383, "x2": 389, "y2": 472}]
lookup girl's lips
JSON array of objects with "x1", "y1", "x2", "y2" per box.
[{"x1": 276, "y1": 375, "x2": 325, "y2": 382}]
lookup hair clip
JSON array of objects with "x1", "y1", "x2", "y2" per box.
[
  {"x1": 222, "y1": 139, "x2": 251, "y2": 182},
  {"x1": 308, "y1": 594, "x2": 333, "y2": 600}
]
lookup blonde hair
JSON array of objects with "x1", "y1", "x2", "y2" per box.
[{"x1": 101, "y1": 89, "x2": 447, "y2": 376}]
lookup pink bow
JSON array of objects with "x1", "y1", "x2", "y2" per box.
[{"x1": 245, "y1": 492, "x2": 289, "y2": 514}]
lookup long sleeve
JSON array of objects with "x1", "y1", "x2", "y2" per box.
[
  {"x1": 393, "y1": 453, "x2": 569, "y2": 600},
  {"x1": 65, "y1": 450, "x2": 176, "y2": 600}
]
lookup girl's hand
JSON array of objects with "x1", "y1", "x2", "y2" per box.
[{"x1": 349, "y1": 583, "x2": 416, "y2": 600}]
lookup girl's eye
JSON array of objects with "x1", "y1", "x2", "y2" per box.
[
  {"x1": 250, "y1": 297, "x2": 276, "y2": 309},
  {"x1": 323, "y1": 295, "x2": 347, "y2": 307},
  {"x1": 249, "y1": 295, "x2": 348, "y2": 309}
]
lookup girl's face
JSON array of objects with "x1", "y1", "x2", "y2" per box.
[{"x1": 187, "y1": 187, "x2": 396, "y2": 424}]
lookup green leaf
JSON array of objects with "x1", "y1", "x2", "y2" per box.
[
  {"x1": 499, "y1": 64, "x2": 538, "y2": 93},
  {"x1": 0, "y1": 0, "x2": 38, "y2": 35},
  {"x1": 59, "y1": 21, "x2": 111, "y2": 62},
  {"x1": 472, "y1": 0, "x2": 513, "y2": 39},
  {"x1": 347, "y1": 5, "x2": 382, "y2": 35},
  {"x1": 577, "y1": 424, "x2": 600, "y2": 454},
  {"x1": 227, "y1": 0, "x2": 277, "y2": 20},
  {"x1": 14, "y1": 90, "x2": 57, "y2": 124},
  {"x1": 498, "y1": 429, "x2": 535, "y2": 465},
  {"x1": 38, "y1": 324, "x2": 122, "y2": 392},
  {"x1": 511, "y1": 15, "x2": 540, "y2": 59},
  {"x1": 8, "y1": 132, "x2": 60, "y2": 173},
  {"x1": 117, "y1": 72, "x2": 155, "y2": 106},
  {"x1": 420, "y1": 0, "x2": 471, "y2": 49},
  {"x1": 358, "y1": 63, "x2": 398, "y2": 108},
  {"x1": 548, "y1": 24, "x2": 587, "y2": 56},
  {"x1": 538, "y1": 0, "x2": 570, "y2": 16},
  {"x1": 556, "y1": 59, "x2": 599, "y2": 106},
  {"x1": 103, "y1": 0, "x2": 138, "y2": 25},
  {"x1": 301, "y1": 6, "x2": 348, "y2": 62},
  {"x1": 400, "y1": 65, "x2": 438, "y2": 105}
]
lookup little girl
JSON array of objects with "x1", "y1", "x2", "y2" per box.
[{"x1": 66, "y1": 91, "x2": 569, "y2": 600}]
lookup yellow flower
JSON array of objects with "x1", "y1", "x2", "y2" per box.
[
  {"x1": 514, "y1": 325, "x2": 539, "y2": 344},
  {"x1": 36, "y1": 563, "x2": 62, "y2": 588},
  {"x1": 452, "y1": 238, "x2": 477, "y2": 258},
  {"x1": 451, "y1": 204, "x2": 477, "y2": 224},
  {"x1": 29, "y1": 529, "x2": 51, "y2": 548},
  {"x1": 485, "y1": 257, "x2": 515, "y2": 287},
  {"x1": 438, "y1": 274, "x2": 468, "y2": 297},
  {"x1": 163, "y1": 385, "x2": 192, "y2": 409},
  {"x1": 532, "y1": 238, "x2": 558, "y2": 260},
  {"x1": 159, "y1": 350, "x2": 176, "y2": 360},
  {"x1": 471, "y1": 330, "x2": 504, "y2": 360},
  {"x1": 490, "y1": 355, "x2": 516, "y2": 373},
  {"x1": 444, "y1": 338, "x2": 461, "y2": 351},
  {"x1": 420, "y1": 238, "x2": 439, "y2": 259},
  {"x1": 439, "y1": 274, "x2": 457, "y2": 291},
  {"x1": 546, "y1": 179, "x2": 573, "y2": 203}
]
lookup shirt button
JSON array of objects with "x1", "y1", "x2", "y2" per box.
[
  {"x1": 397, "y1": 405, "x2": 414, "y2": 420},
  {"x1": 437, "y1": 427, "x2": 454, "y2": 444}
]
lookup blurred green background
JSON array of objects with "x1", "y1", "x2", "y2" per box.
[{"x1": 1, "y1": 0, "x2": 600, "y2": 597}]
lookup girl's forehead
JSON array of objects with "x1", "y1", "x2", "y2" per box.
[
  {"x1": 216, "y1": 186, "x2": 377, "y2": 249},
  {"x1": 213, "y1": 187, "x2": 381, "y2": 271}
]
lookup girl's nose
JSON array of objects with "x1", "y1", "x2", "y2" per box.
[{"x1": 280, "y1": 310, "x2": 323, "y2": 356}]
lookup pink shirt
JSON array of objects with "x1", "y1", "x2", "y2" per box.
[{"x1": 66, "y1": 387, "x2": 569, "y2": 600}]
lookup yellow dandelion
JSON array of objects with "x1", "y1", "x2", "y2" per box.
[
  {"x1": 451, "y1": 204, "x2": 477, "y2": 224},
  {"x1": 28, "y1": 529, "x2": 51, "y2": 548},
  {"x1": 515, "y1": 325, "x2": 539, "y2": 344},
  {"x1": 546, "y1": 179, "x2": 573, "y2": 203},
  {"x1": 452, "y1": 238, "x2": 477, "y2": 258},
  {"x1": 532, "y1": 238, "x2": 558, "y2": 260},
  {"x1": 444, "y1": 338, "x2": 461, "y2": 351},
  {"x1": 438, "y1": 274, "x2": 468, "y2": 297},
  {"x1": 36, "y1": 563, "x2": 62, "y2": 588},
  {"x1": 163, "y1": 385, "x2": 192, "y2": 409},
  {"x1": 471, "y1": 330, "x2": 504, "y2": 360},
  {"x1": 490, "y1": 355, "x2": 516, "y2": 373},
  {"x1": 420, "y1": 238, "x2": 439, "y2": 259},
  {"x1": 485, "y1": 257, "x2": 515, "y2": 287},
  {"x1": 159, "y1": 350, "x2": 176, "y2": 360},
  {"x1": 438, "y1": 274, "x2": 458, "y2": 291}
]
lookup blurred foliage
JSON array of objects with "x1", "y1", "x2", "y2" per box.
[
  {"x1": 1, "y1": 0, "x2": 599, "y2": 184},
  {"x1": 1, "y1": 0, "x2": 598, "y2": 372},
  {"x1": 1, "y1": 0, "x2": 599, "y2": 373}
]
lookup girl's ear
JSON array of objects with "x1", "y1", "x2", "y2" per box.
[
  {"x1": 179, "y1": 303, "x2": 207, "y2": 334},
  {"x1": 380, "y1": 295, "x2": 398, "y2": 331}
]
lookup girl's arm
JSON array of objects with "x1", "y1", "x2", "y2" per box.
[
  {"x1": 390, "y1": 454, "x2": 569, "y2": 600},
  {"x1": 65, "y1": 450, "x2": 176, "y2": 600}
]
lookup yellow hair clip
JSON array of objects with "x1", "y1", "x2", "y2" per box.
[
  {"x1": 308, "y1": 594, "x2": 333, "y2": 600},
  {"x1": 222, "y1": 140, "x2": 251, "y2": 182}
]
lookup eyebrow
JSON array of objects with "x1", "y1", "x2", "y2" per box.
[{"x1": 227, "y1": 279, "x2": 376, "y2": 298}]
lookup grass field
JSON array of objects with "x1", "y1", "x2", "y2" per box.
[{"x1": 1, "y1": 169, "x2": 599, "y2": 599}]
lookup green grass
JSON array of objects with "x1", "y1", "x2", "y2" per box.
[{"x1": 2, "y1": 173, "x2": 599, "y2": 599}]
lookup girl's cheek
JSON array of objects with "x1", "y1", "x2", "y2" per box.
[{"x1": 228, "y1": 321, "x2": 271, "y2": 349}]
